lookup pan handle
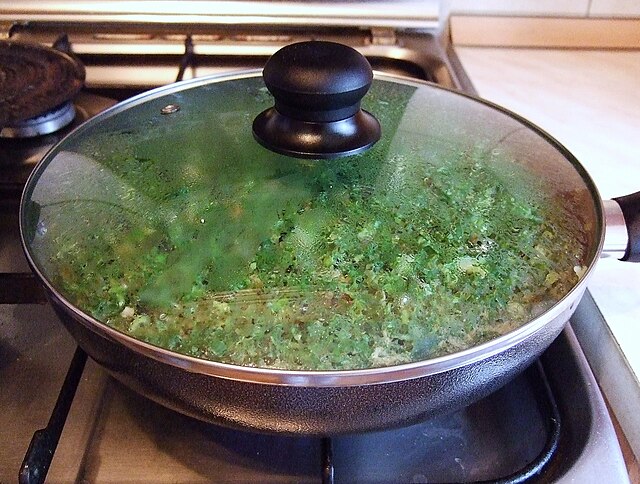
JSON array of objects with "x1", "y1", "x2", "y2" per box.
[{"x1": 604, "y1": 191, "x2": 640, "y2": 262}]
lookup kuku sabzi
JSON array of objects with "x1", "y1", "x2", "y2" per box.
[{"x1": 47, "y1": 149, "x2": 587, "y2": 370}]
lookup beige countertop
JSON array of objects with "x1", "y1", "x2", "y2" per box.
[{"x1": 455, "y1": 46, "x2": 640, "y2": 464}]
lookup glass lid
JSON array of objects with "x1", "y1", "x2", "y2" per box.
[{"x1": 22, "y1": 58, "x2": 599, "y2": 372}]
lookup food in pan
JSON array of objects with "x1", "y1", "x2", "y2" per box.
[{"x1": 42, "y1": 146, "x2": 588, "y2": 371}]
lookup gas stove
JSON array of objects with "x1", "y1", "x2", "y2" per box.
[{"x1": 0, "y1": 2, "x2": 630, "y2": 482}]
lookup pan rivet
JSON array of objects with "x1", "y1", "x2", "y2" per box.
[{"x1": 161, "y1": 104, "x2": 180, "y2": 115}]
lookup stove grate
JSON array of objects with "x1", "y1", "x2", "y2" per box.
[{"x1": 19, "y1": 347, "x2": 88, "y2": 484}]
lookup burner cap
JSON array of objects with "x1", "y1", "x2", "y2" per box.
[{"x1": 0, "y1": 40, "x2": 85, "y2": 126}]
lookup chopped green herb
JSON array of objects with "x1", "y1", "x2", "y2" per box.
[{"x1": 42, "y1": 147, "x2": 588, "y2": 371}]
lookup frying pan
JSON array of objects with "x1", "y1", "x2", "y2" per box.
[{"x1": 20, "y1": 42, "x2": 640, "y2": 435}]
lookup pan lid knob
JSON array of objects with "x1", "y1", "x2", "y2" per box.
[{"x1": 252, "y1": 41, "x2": 381, "y2": 159}]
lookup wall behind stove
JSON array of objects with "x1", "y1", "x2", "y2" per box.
[{"x1": 451, "y1": 0, "x2": 640, "y2": 18}]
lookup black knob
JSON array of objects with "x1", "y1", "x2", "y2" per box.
[{"x1": 252, "y1": 41, "x2": 381, "y2": 159}]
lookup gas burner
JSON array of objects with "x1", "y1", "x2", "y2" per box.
[
  {"x1": 0, "y1": 40, "x2": 85, "y2": 128},
  {"x1": 1, "y1": 101, "x2": 76, "y2": 138}
]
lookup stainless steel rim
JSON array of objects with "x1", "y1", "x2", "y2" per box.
[{"x1": 20, "y1": 70, "x2": 606, "y2": 387}]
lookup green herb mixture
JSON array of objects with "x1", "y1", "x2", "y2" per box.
[{"x1": 43, "y1": 147, "x2": 588, "y2": 371}]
